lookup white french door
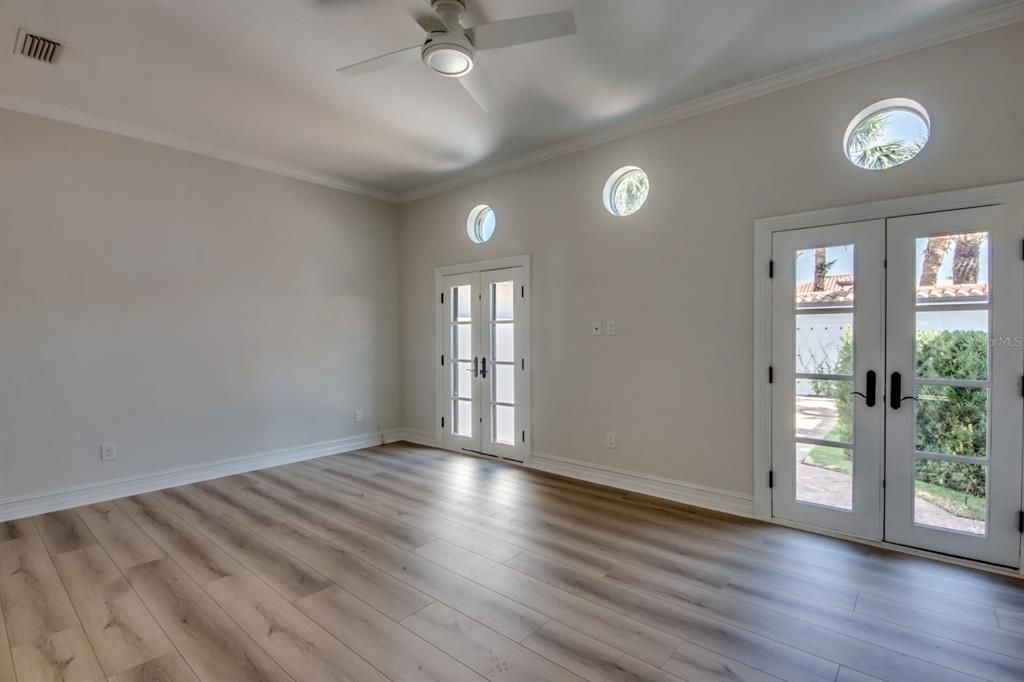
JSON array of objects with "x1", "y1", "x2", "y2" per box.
[
  {"x1": 771, "y1": 220, "x2": 885, "y2": 538},
  {"x1": 884, "y1": 206, "x2": 1023, "y2": 566},
  {"x1": 770, "y1": 206, "x2": 1023, "y2": 567},
  {"x1": 440, "y1": 265, "x2": 530, "y2": 462}
]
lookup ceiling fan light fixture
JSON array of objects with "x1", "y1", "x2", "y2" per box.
[{"x1": 422, "y1": 42, "x2": 474, "y2": 77}]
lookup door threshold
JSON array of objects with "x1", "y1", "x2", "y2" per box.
[{"x1": 768, "y1": 516, "x2": 1023, "y2": 578}]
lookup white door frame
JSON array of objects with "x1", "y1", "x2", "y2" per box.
[
  {"x1": 754, "y1": 180, "x2": 1024, "y2": 575},
  {"x1": 435, "y1": 255, "x2": 531, "y2": 461}
]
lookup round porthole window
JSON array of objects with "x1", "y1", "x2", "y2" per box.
[
  {"x1": 603, "y1": 166, "x2": 649, "y2": 216},
  {"x1": 466, "y1": 204, "x2": 496, "y2": 244},
  {"x1": 844, "y1": 98, "x2": 930, "y2": 170}
]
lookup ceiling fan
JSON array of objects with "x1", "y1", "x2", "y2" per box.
[{"x1": 337, "y1": 0, "x2": 577, "y2": 111}]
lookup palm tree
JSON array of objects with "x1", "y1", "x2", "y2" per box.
[
  {"x1": 952, "y1": 234, "x2": 983, "y2": 284},
  {"x1": 919, "y1": 236, "x2": 952, "y2": 287},
  {"x1": 848, "y1": 113, "x2": 923, "y2": 170}
]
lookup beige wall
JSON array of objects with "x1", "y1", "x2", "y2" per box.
[
  {"x1": 0, "y1": 109, "x2": 400, "y2": 500},
  {"x1": 398, "y1": 23, "x2": 1024, "y2": 497}
]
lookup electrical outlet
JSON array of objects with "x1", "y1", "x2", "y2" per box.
[
  {"x1": 101, "y1": 443, "x2": 117, "y2": 461},
  {"x1": 606, "y1": 319, "x2": 617, "y2": 336},
  {"x1": 592, "y1": 320, "x2": 602, "y2": 336},
  {"x1": 354, "y1": 410, "x2": 363, "y2": 423},
  {"x1": 606, "y1": 432, "x2": 616, "y2": 448}
]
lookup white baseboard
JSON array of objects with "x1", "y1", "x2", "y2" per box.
[
  {"x1": 0, "y1": 431, "x2": 384, "y2": 522},
  {"x1": 528, "y1": 452, "x2": 754, "y2": 518},
  {"x1": 384, "y1": 428, "x2": 439, "y2": 448}
]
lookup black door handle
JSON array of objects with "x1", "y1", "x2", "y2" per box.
[
  {"x1": 852, "y1": 370, "x2": 877, "y2": 407},
  {"x1": 890, "y1": 371, "x2": 917, "y2": 409},
  {"x1": 481, "y1": 357, "x2": 487, "y2": 379}
]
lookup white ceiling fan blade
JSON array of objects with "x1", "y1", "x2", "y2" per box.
[
  {"x1": 468, "y1": 10, "x2": 576, "y2": 51},
  {"x1": 458, "y1": 64, "x2": 499, "y2": 111},
  {"x1": 338, "y1": 45, "x2": 421, "y2": 77}
]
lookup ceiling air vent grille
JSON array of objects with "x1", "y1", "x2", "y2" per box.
[{"x1": 14, "y1": 29, "x2": 62, "y2": 64}]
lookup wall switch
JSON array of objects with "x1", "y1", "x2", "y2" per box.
[
  {"x1": 592, "y1": 320, "x2": 602, "y2": 336},
  {"x1": 606, "y1": 432, "x2": 616, "y2": 448},
  {"x1": 101, "y1": 443, "x2": 117, "y2": 461},
  {"x1": 606, "y1": 319, "x2": 617, "y2": 336},
  {"x1": 354, "y1": 410, "x2": 363, "y2": 423}
]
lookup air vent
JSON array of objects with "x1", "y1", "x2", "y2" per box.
[{"x1": 14, "y1": 29, "x2": 62, "y2": 64}]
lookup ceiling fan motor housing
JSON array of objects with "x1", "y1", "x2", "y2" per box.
[{"x1": 422, "y1": 0, "x2": 475, "y2": 77}]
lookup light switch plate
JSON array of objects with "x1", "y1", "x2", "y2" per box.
[
  {"x1": 592, "y1": 320, "x2": 602, "y2": 336},
  {"x1": 606, "y1": 319, "x2": 617, "y2": 335}
]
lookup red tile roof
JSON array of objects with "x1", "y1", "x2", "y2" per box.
[{"x1": 796, "y1": 275, "x2": 987, "y2": 305}]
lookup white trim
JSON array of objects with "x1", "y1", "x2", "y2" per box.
[
  {"x1": 528, "y1": 452, "x2": 754, "y2": 518},
  {"x1": 753, "y1": 180, "x2": 1024, "y2": 574},
  {"x1": 0, "y1": 431, "x2": 384, "y2": 522},
  {"x1": 397, "y1": 3, "x2": 1024, "y2": 203},
  {"x1": 0, "y1": 92, "x2": 399, "y2": 203},
  {"x1": 384, "y1": 428, "x2": 440, "y2": 447}
]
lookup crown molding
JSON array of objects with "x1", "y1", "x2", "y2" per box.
[
  {"x1": 0, "y1": 92, "x2": 400, "y2": 203},
  {"x1": 2, "y1": 2, "x2": 1021, "y2": 205},
  {"x1": 396, "y1": 1, "x2": 1024, "y2": 203}
]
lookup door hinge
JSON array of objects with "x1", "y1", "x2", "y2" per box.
[
  {"x1": 440, "y1": 292, "x2": 444, "y2": 304},
  {"x1": 768, "y1": 366, "x2": 774, "y2": 383},
  {"x1": 1021, "y1": 376, "x2": 1023, "y2": 398},
  {"x1": 441, "y1": 416, "x2": 445, "y2": 429},
  {"x1": 768, "y1": 260, "x2": 774, "y2": 278},
  {"x1": 1019, "y1": 510, "x2": 1023, "y2": 533},
  {"x1": 521, "y1": 358, "x2": 525, "y2": 370},
  {"x1": 768, "y1": 470, "x2": 774, "y2": 488},
  {"x1": 882, "y1": 479, "x2": 886, "y2": 489},
  {"x1": 441, "y1": 355, "x2": 445, "y2": 367},
  {"x1": 522, "y1": 430, "x2": 526, "y2": 443},
  {"x1": 1020, "y1": 239, "x2": 1023, "y2": 260},
  {"x1": 521, "y1": 285, "x2": 525, "y2": 298}
]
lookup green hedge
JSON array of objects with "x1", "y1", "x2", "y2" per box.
[{"x1": 815, "y1": 329, "x2": 988, "y2": 497}]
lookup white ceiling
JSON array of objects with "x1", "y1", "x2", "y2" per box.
[{"x1": 1, "y1": 0, "x2": 1020, "y2": 200}]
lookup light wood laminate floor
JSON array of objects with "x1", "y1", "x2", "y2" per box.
[{"x1": 2, "y1": 441, "x2": 1023, "y2": 682}]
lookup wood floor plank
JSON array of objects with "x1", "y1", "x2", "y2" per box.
[
  {"x1": 284, "y1": 462, "x2": 524, "y2": 563},
  {"x1": 35, "y1": 510, "x2": 99, "y2": 556},
  {"x1": 0, "y1": 534, "x2": 80, "y2": 646},
  {"x1": 76, "y1": 503, "x2": 164, "y2": 570},
  {"x1": 11, "y1": 626, "x2": 106, "y2": 682},
  {"x1": 296, "y1": 586, "x2": 485, "y2": 682},
  {"x1": 115, "y1": 495, "x2": 242, "y2": 585},
  {"x1": 402, "y1": 601, "x2": 586, "y2": 682},
  {"x1": 262, "y1": 467, "x2": 437, "y2": 550},
  {"x1": 315, "y1": 461, "x2": 621, "y2": 576},
  {"x1": 249, "y1": 472, "x2": 550, "y2": 642},
  {"x1": 661, "y1": 642, "x2": 784, "y2": 682},
  {"x1": 521, "y1": 620, "x2": 684, "y2": 682},
  {"x1": 0, "y1": 589, "x2": 15, "y2": 682},
  {"x1": 190, "y1": 513, "x2": 330, "y2": 602},
  {"x1": 416, "y1": 539, "x2": 684, "y2": 668},
  {"x1": 125, "y1": 558, "x2": 290, "y2": 682},
  {"x1": 0, "y1": 519, "x2": 35, "y2": 544},
  {"x1": 3, "y1": 443, "x2": 1024, "y2": 682},
  {"x1": 201, "y1": 475, "x2": 438, "y2": 618},
  {"x1": 507, "y1": 550, "x2": 986, "y2": 682},
  {"x1": 108, "y1": 652, "x2": 201, "y2": 682},
  {"x1": 997, "y1": 608, "x2": 1024, "y2": 634},
  {"x1": 854, "y1": 591, "x2": 1024, "y2": 660},
  {"x1": 204, "y1": 570, "x2": 389, "y2": 682},
  {"x1": 53, "y1": 545, "x2": 173, "y2": 676}
]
